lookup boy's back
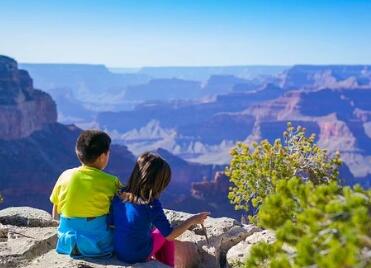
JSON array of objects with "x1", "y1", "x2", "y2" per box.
[
  {"x1": 50, "y1": 130, "x2": 120, "y2": 257},
  {"x1": 51, "y1": 165, "x2": 120, "y2": 218}
]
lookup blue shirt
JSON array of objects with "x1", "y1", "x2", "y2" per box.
[{"x1": 111, "y1": 196, "x2": 173, "y2": 263}]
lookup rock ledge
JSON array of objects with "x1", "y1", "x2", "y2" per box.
[{"x1": 0, "y1": 207, "x2": 272, "y2": 268}]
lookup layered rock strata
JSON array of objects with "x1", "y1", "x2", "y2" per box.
[{"x1": 0, "y1": 56, "x2": 57, "y2": 140}]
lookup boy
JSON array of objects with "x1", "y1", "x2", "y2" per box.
[{"x1": 50, "y1": 130, "x2": 121, "y2": 257}]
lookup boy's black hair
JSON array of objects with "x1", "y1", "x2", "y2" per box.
[{"x1": 75, "y1": 130, "x2": 111, "y2": 164}]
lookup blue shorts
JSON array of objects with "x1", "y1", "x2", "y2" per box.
[{"x1": 56, "y1": 215, "x2": 113, "y2": 258}]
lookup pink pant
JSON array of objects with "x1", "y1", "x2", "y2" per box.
[{"x1": 149, "y1": 228, "x2": 175, "y2": 267}]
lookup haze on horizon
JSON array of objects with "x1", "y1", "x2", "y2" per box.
[{"x1": 1, "y1": 0, "x2": 371, "y2": 68}]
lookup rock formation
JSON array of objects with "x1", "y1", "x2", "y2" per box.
[
  {"x1": 0, "y1": 207, "x2": 271, "y2": 268},
  {"x1": 0, "y1": 57, "x2": 137, "y2": 212},
  {"x1": 0, "y1": 56, "x2": 57, "y2": 139},
  {"x1": 280, "y1": 65, "x2": 371, "y2": 90},
  {"x1": 136, "y1": 66, "x2": 286, "y2": 82},
  {"x1": 125, "y1": 78, "x2": 202, "y2": 101},
  {"x1": 0, "y1": 56, "x2": 232, "y2": 219},
  {"x1": 164, "y1": 172, "x2": 241, "y2": 219},
  {"x1": 226, "y1": 230, "x2": 275, "y2": 266},
  {"x1": 203, "y1": 75, "x2": 249, "y2": 96}
]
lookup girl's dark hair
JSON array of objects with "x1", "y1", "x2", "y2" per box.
[
  {"x1": 125, "y1": 152, "x2": 171, "y2": 203},
  {"x1": 75, "y1": 130, "x2": 111, "y2": 164}
]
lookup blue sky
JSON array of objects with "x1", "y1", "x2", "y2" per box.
[{"x1": 0, "y1": 0, "x2": 370, "y2": 67}]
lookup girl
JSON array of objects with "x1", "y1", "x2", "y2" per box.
[{"x1": 111, "y1": 152, "x2": 209, "y2": 267}]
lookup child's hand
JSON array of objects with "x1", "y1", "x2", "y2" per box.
[
  {"x1": 191, "y1": 212, "x2": 210, "y2": 225},
  {"x1": 167, "y1": 212, "x2": 210, "y2": 240}
]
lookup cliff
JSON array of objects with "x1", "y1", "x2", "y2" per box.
[
  {"x1": 137, "y1": 66, "x2": 287, "y2": 81},
  {"x1": 0, "y1": 207, "x2": 270, "y2": 268},
  {"x1": 0, "y1": 57, "x2": 137, "y2": 211},
  {"x1": 281, "y1": 65, "x2": 371, "y2": 90},
  {"x1": 20, "y1": 63, "x2": 150, "y2": 96},
  {"x1": 245, "y1": 88, "x2": 371, "y2": 184},
  {"x1": 0, "y1": 56, "x2": 57, "y2": 139},
  {"x1": 0, "y1": 56, "x2": 233, "y2": 218},
  {"x1": 125, "y1": 78, "x2": 202, "y2": 101}
]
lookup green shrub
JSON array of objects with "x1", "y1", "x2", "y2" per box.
[
  {"x1": 226, "y1": 123, "x2": 370, "y2": 267},
  {"x1": 226, "y1": 123, "x2": 341, "y2": 214},
  {"x1": 245, "y1": 178, "x2": 371, "y2": 268}
]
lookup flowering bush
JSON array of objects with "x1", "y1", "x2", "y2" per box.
[
  {"x1": 226, "y1": 123, "x2": 341, "y2": 214},
  {"x1": 227, "y1": 123, "x2": 370, "y2": 267}
]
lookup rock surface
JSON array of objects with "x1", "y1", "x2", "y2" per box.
[
  {"x1": 0, "y1": 56, "x2": 57, "y2": 140},
  {"x1": 24, "y1": 251, "x2": 168, "y2": 268},
  {"x1": 96, "y1": 65, "x2": 371, "y2": 189},
  {"x1": 164, "y1": 210, "x2": 260, "y2": 267},
  {"x1": 226, "y1": 230, "x2": 275, "y2": 267},
  {"x1": 0, "y1": 223, "x2": 8, "y2": 242},
  {"x1": 281, "y1": 65, "x2": 371, "y2": 90},
  {"x1": 0, "y1": 207, "x2": 58, "y2": 227},
  {"x1": 0, "y1": 225, "x2": 57, "y2": 267},
  {"x1": 0, "y1": 207, "x2": 267, "y2": 268}
]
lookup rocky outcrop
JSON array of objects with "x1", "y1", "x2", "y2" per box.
[
  {"x1": 164, "y1": 210, "x2": 261, "y2": 268},
  {"x1": 172, "y1": 172, "x2": 242, "y2": 219},
  {"x1": 226, "y1": 230, "x2": 275, "y2": 267},
  {"x1": 98, "y1": 81, "x2": 371, "y2": 189},
  {"x1": 137, "y1": 66, "x2": 286, "y2": 82},
  {"x1": 0, "y1": 224, "x2": 8, "y2": 242},
  {"x1": 0, "y1": 123, "x2": 136, "y2": 212},
  {"x1": 0, "y1": 56, "x2": 230, "y2": 218},
  {"x1": 244, "y1": 87, "x2": 371, "y2": 185},
  {"x1": 203, "y1": 75, "x2": 249, "y2": 96},
  {"x1": 191, "y1": 172, "x2": 230, "y2": 199},
  {"x1": 280, "y1": 65, "x2": 371, "y2": 90},
  {"x1": 0, "y1": 207, "x2": 58, "y2": 227},
  {"x1": 0, "y1": 56, "x2": 138, "y2": 213},
  {"x1": 20, "y1": 63, "x2": 150, "y2": 97},
  {"x1": 125, "y1": 78, "x2": 202, "y2": 101},
  {"x1": 0, "y1": 207, "x2": 58, "y2": 268},
  {"x1": 0, "y1": 207, "x2": 267, "y2": 268},
  {"x1": 0, "y1": 56, "x2": 57, "y2": 140}
]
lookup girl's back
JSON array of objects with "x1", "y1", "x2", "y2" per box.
[
  {"x1": 111, "y1": 152, "x2": 208, "y2": 267},
  {"x1": 111, "y1": 195, "x2": 173, "y2": 263}
]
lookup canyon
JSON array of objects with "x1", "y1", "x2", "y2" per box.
[
  {"x1": 0, "y1": 56, "x2": 226, "y2": 217},
  {"x1": 1, "y1": 55, "x2": 370, "y2": 221}
]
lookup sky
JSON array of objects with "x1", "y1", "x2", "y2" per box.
[{"x1": 0, "y1": 0, "x2": 371, "y2": 67}]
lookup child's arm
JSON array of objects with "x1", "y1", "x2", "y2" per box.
[
  {"x1": 166, "y1": 212, "x2": 209, "y2": 240},
  {"x1": 52, "y1": 204, "x2": 60, "y2": 221},
  {"x1": 50, "y1": 172, "x2": 64, "y2": 222},
  {"x1": 150, "y1": 199, "x2": 209, "y2": 240}
]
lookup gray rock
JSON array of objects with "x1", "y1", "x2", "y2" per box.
[
  {"x1": 0, "y1": 223, "x2": 8, "y2": 242},
  {"x1": 226, "y1": 230, "x2": 275, "y2": 267},
  {"x1": 23, "y1": 250, "x2": 169, "y2": 268},
  {"x1": 0, "y1": 207, "x2": 58, "y2": 227},
  {"x1": 165, "y1": 210, "x2": 261, "y2": 268},
  {"x1": 0, "y1": 208, "x2": 263, "y2": 268},
  {"x1": 0, "y1": 226, "x2": 57, "y2": 267}
]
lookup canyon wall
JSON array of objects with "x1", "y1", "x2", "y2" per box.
[{"x1": 0, "y1": 56, "x2": 57, "y2": 140}]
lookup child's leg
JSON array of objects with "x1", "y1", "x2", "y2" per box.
[{"x1": 150, "y1": 228, "x2": 175, "y2": 267}]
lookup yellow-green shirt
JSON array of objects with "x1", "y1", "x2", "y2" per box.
[{"x1": 50, "y1": 165, "x2": 121, "y2": 218}]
